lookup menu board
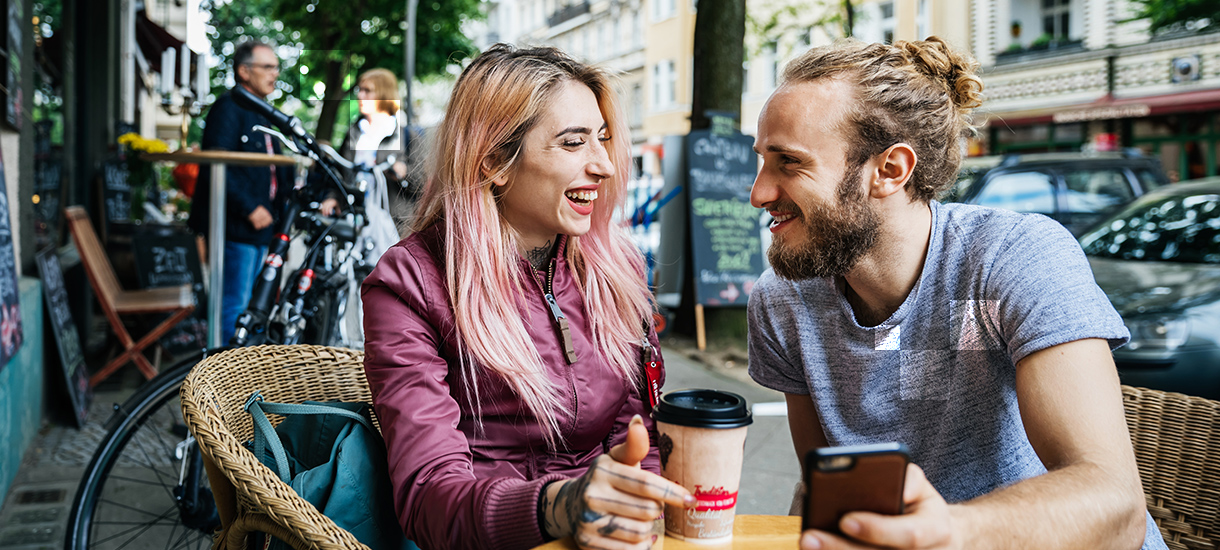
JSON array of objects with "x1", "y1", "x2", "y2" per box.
[
  {"x1": 132, "y1": 227, "x2": 207, "y2": 354},
  {"x1": 36, "y1": 248, "x2": 91, "y2": 427},
  {"x1": 0, "y1": 154, "x2": 22, "y2": 369},
  {"x1": 102, "y1": 158, "x2": 132, "y2": 226},
  {"x1": 685, "y1": 129, "x2": 763, "y2": 306}
]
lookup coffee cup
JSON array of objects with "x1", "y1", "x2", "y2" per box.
[{"x1": 653, "y1": 389, "x2": 752, "y2": 544}]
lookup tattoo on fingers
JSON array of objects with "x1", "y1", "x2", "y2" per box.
[
  {"x1": 597, "y1": 465, "x2": 678, "y2": 500},
  {"x1": 597, "y1": 517, "x2": 648, "y2": 538},
  {"x1": 588, "y1": 495, "x2": 660, "y2": 516}
]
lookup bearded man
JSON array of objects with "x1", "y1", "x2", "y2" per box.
[{"x1": 746, "y1": 38, "x2": 1166, "y2": 550}]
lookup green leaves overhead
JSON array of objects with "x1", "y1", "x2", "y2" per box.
[{"x1": 1124, "y1": 0, "x2": 1219, "y2": 35}]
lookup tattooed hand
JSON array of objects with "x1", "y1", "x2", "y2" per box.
[{"x1": 539, "y1": 415, "x2": 695, "y2": 550}]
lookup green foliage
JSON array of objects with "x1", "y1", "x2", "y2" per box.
[
  {"x1": 1031, "y1": 32, "x2": 1053, "y2": 48},
  {"x1": 1124, "y1": 0, "x2": 1219, "y2": 34},
  {"x1": 201, "y1": 0, "x2": 482, "y2": 141}
]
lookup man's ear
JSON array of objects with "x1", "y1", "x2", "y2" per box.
[
  {"x1": 235, "y1": 65, "x2": 251, "y2": 87},
  {"x1": 869, "y1": 143, "x2": 917, "y2": 199},
  {"x1": 481, "y1": 156, "x2": 509, "y2": 187}
]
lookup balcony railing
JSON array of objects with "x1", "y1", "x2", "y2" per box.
[
  {"x1": 547, "y1": 1, "x2": 590, "y2": 27},
  {"x1": 996, "y1": 38, "x2": 1086, "y2": 65}
]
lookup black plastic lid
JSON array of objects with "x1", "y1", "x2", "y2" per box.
[{"x1": 653, "y1": 389, "x2": 753, "y2": 429}]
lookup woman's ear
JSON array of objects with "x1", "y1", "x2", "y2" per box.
[
  {"x1": 869, "y1": 143, "x2": 917, "y2": 199},
  {"x1": 481, "y1": 156, "x2": 509, "y2": 187}
]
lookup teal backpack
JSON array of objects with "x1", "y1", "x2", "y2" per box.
[{"x1": 244, "y1": 391, "x2": 417, "y2": 550}]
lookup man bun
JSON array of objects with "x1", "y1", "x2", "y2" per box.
[{"x1": 898, "y1": 37, "x2": 984, "y2": 111}]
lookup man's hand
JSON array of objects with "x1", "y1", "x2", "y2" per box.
[
  {"x1": 318, "y1": 198, "x2": 340, "y2": 217},
  {"x1": 800, "y1": 464, "x2": 959, "y2": 550},
  {"x1": 247, "y1": 205, "x2": 273, "y2": 230},
  {"x1": 541, "y1": 415, "x2": 694, "y2": 550}
]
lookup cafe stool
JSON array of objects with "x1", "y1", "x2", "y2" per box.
[
  {"x1": 1123, "y1": 385, "x2": 1220, "y2": 550},
  {"x1": 180, "y1": 345, "x2": 374, "y2": 550}
]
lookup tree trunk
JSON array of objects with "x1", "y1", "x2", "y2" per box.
[
  {"x1": 689, "y1": 0, "x2": 746, "y2": 131},
  {"x1": 844, "y1": 0, "x2": 855, "y2": 37},
  {"x1": 676, "y1": 0, "x2": 747, "y2": 336},
  {"x1": 314, "y1": 56, "x2": 348, "y2": 145}
]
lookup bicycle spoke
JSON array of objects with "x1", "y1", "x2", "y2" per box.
[{"x1": 92, "y1": 504, "x2": 178, "y2": 547}]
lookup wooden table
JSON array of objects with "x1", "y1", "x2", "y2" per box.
[
  {"x1": 534, "y1": 515, "x2": 801, "y2": 549},
  {"x1": 143, "y1": 151, "x2": 296, "y2": 347}
]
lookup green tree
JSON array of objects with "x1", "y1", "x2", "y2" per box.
[
  {"x1": 1125, "y1": 0, "x2": 1219, "y2": 34},
  {"x1": 201, "y1": 0, "x2": 482, "y2": 143}
]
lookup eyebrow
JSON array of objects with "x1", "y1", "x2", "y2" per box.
[
  {"x1": 554, "y1": 122, "x2": 609, "y2": 138},
  {"x1": 754, "y1": 144, "x2": 808, "y2": 156}
]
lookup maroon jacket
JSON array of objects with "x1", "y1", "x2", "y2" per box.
[{"x1": 361, "y1": 224, "x2": 664, "y2": 550}]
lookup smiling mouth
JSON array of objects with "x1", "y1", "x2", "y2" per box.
[
  {"x1": 565, "y1": 189, "x2": 598, "y2": 206},
  {"x1": 770, "y1": 212, "x2": 796, "y2": 227}
]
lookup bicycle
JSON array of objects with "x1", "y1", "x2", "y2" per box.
[{"x1": 64, "y1": 86, "x2": 394, "y2": 549}]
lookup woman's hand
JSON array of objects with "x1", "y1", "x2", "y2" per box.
[{"x1": 540, "y1": 415, "x2": 694, "y2": 550}]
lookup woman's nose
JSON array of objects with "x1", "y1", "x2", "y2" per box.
[{"x1": 588, "y1": 143, "x2": 613, "y2": 179}]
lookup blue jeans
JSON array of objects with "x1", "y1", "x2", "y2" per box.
[{"x1": 221, "y1": 241, "x2": 267, "y2": 344}]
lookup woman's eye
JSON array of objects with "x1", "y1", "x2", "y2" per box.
[
  {"x1": 598, "y1": 134, "x2": 611, "y2": 142},
  {"x1": 563, "y1": 139, "x2": 585, "y2": 147}
]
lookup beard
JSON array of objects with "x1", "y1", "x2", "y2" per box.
[{"x1": 767, "y1": 165, "x2": 882, "y2": 280}]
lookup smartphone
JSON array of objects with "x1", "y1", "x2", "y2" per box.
[{"x1": 802, "y1": 442, "x2": 910, "y2": 534}]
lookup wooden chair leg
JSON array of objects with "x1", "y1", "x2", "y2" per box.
[{"x1": 90, "y1": 307, "x2": 196, "y2": 386}]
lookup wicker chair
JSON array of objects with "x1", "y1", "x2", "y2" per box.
[
  {"x1": 180, "y1": 345, "x2": 374, "y2": 550},
  {"x1": 1123, "y1": 385, "x2": 1220, "y2": 550}
]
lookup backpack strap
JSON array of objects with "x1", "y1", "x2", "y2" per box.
[{"x1": 244, "y1": 391, "x2": 377, "y2": 482}]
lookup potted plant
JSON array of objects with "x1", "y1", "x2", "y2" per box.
[{"x1": 117, "y1": 132, "x2": 170, "y2": 221}]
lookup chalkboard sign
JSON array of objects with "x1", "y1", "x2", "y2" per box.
[
  {"x1": 36, "y1": 248, "x2": 91, "y2": 427},
  {"x1": 0, "y1": 154, "x2": 23, "y2": 369},
  {"x1": 133, "y1": 226, "x2": 207, "y2": 354},
  {"x1": 685, "y1": 129, "x2": 763, "y2": 306},
  {"x1": 102, "y1": 158, "x2": 133, "y2": 226}
]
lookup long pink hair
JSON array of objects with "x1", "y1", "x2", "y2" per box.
[{"x1": 412, "y1": 44, "x2": 652, "y2": 445}]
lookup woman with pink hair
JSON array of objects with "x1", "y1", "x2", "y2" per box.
[{"x1": 362, "y1": 44, "x2": 692, "y2": 550}]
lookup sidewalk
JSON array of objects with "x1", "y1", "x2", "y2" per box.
[{"x1": 0, "y1": 345, "x2": 799, "y2": 548}]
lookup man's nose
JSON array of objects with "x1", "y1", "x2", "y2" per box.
[{"x1": 750, "y1": 169, "x2": 777, "y2": 209}]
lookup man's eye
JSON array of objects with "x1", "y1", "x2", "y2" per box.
[{"x1": 781, "y1": 156, "x2": 799, "y2": 166}]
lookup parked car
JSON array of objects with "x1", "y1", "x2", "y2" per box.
[
  {"x1": 1079, "y1": 178, "x2": 1220, "y2": 399},
  {"x1": 944, "y1": 151, "x2": 1170, "y2": 236}
]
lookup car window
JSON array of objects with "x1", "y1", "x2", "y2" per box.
[
  {"x1": 1062, "y1": 169, "x2": 1134, "y2": 213},
  {"x1": 1080, "y1": 192, "x2": 1220, "y2": 263},
  {"x1": 973, "y1": 171, "x2": 1055, "y2": 214},
  {"x1": 1134, "y1": 168, "x2": 1166, "y2": 193}
]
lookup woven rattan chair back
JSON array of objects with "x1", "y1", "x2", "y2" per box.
[
  {"x1": 180, "y1": 345, "x2": 376, "y2": 550},
  {"x1": 1123, "y1": 385, "x2": 1220, "y2": 550}
]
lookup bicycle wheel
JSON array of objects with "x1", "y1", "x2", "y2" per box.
[{"x1": 65, "y1": 348, "x2": 229, "y2": 550}]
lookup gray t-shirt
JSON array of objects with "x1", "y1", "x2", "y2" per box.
[{"x1": 748, "y1": 201, "x2": 1166, "y2": 549}]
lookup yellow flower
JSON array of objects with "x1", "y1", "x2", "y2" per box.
[{"x1": 117, "y1": 133, "x2": 170, "y2": 154}]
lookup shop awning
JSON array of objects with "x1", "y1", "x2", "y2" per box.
[
  {"x1": 986, "y1": 88, "x2": 1220, "y2": 127},
  {"x1": 135, "y1": 9, "x2": 195, "y2": 87}
]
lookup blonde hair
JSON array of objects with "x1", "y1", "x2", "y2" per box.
[
  {"x1": 783, "y1": 37, "x2": 984, "y2": 201},
  {"x1": 413, "y1": 44, "x2": 651, "y2": 446},
  {"x1": 357, "y1": 68, "x2": 401, "y2": 115}
]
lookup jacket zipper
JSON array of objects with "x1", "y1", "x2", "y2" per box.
[{"x1": 541, "y1": 259, "x2": 578, "y2": 365}]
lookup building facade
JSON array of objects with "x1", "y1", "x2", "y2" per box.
[{"x1": 974, "y1": 0, "x2": 1220, "y2": 181}]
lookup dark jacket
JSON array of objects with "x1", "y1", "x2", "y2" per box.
[
  {"x1": 188, "y1": 90, "x2": 293, "y2": 245},
  {"x1": 361, "y1": 224, "x2": 664, "y2": 550}
]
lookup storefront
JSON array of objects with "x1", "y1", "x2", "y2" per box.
[{"x1": 984, "y1": 89, "x2": 1220, "y2": 183}]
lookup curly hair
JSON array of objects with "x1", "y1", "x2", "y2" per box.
[{"x1": 782, "y1": 37, "x2": 984, "y2": 201}]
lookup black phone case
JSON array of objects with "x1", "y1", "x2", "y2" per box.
[{"x1": 803, "y1": 444, "x2": 909, "y2": 533}]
